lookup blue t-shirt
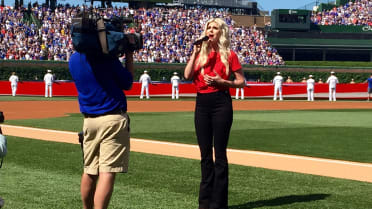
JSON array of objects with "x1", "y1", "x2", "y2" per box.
[
  {"x1": 368, "y1": 78, "x2": 372, "y2": 89},
  {"x1": 69, "y1": 52, "x2": 133, "y2": 114}
]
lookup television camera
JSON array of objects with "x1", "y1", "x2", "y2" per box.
[{"x1": 71, "y1": 10, "x2": 143, "y2": 57}]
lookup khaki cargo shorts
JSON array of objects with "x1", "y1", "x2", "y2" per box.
[{"x1": 82, "y1": 112, "x2": 130, "y2": 175}]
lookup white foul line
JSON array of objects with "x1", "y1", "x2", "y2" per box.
[
  {"x1": 3, "y1": 124, "x2": 372, "y2": 170},
  {"x1": 1, "y1": 124, "x2": 77, "y2": 135}
]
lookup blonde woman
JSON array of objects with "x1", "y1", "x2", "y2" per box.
[{"x1": 184, "y1": 18, "x2": 245, "y2": 209}]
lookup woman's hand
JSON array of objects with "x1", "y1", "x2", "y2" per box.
[
  {"x1": 193, "y1": 44, "x2": 202, "y2": 56},
  {"x1": 204, "y1": 70, "x2": 223, "y2": 86},
  {"x1": 184, "y1": 45, "x2": 202, "y2": 80},
  {"x1": 204, "y1": 69, "x2": 245, "y2": 88}
]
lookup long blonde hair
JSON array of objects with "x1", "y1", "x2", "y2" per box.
[{"x1": 197, "y1": 18, "x2": 231, "y2": 75}]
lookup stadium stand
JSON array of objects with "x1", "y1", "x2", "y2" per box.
[
  {"x1": 267, "y1": 0, "x2": 372, "y2": 62},
  {"x1": 0, "y1": 4, "x2": 284, "y2": 65},
  {"x1": 311, "y1": 0, "x2": 372, "y2": 26}
]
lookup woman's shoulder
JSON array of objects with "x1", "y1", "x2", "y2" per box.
[
  {"x1": 228, "y1": 50, "x2": 239, "y2": 61},
  {"x1": 229, "y1": 50, "x2": 238, "y2": 57}
]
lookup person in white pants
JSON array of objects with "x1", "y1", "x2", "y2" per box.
[
  {"x1": 170, "y1": 72, "x2": 180, "y2": 99},
  {"x1": 326, "y1": 71, "x2": 339, "y2": 101},
  {"x1": 9, "y1": 72, "x2": 19, "y2": 96},
  {"x1": 235, "y1": 79, "x2": 247, "y2": 99},
  {"x1": 273, "y1": 72, "x2": 283, "y2": 101},
  {"x1": 44, "y1": 69, "x2": 54, "y2": 97},
  {"x1": 139, "y1": 70, "x2": 152, "y2": 99},
  {"x1": 306, "y1": 75, "x2": 315, "y2": 101}
]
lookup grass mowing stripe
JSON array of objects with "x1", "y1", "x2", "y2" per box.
[
  {"x1": 4, "y1": 109, "x2": 372, "y2": 163},
  {"x1": 1, "y1": 136, "x2": 372, "y2": 208}
]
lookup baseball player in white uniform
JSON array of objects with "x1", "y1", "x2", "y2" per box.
[
  {"x1": 326, "y1": 71, "x2": 339, "y2": 101},
  {"x1": 170, "y1": 72, "x2": 180, "y2": 99},
  {"x1": 139, "y1": 70, "x2": 152, "y2": 99},
  {"x1": 306, "y1": 75, "x2": 315, "y2": 101},
  {"x1": 235, "y1": 79, "x2": 247, "y2": 100},
  {"x1": 273, "y1": 72, "x2": 283, "y2": 101},
  {"x1": 9, "y1": 72, "x2": 19, "y2": 96},
  {"x1": 44, "y1": 69, "x2": 54, "y2": 97}
]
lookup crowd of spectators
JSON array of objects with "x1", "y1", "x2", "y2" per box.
[
  {"x1": 0, "y1": 6, "x2": 42, "y2": 60},
  {"x1": 0, "y1": 5, "x2": 75, "y2": 61},
  {"x1": 0, "y1": 4, "x2": 284, "y2": 65},
  {"x1": 311, "y1": 0, "x2": 372, "y2": 26}
]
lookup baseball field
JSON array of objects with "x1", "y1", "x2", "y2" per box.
[{"x1": 1, "y1": 96, "x2": 372, "y2": 208}]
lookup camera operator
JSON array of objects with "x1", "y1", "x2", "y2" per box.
[{"x1": 69, "y1": 46, "x2": 134, "y2": 209}]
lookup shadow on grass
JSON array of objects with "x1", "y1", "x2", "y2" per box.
[{"x1": 229, "y1": 193, "x2": 330, "y2": 209}]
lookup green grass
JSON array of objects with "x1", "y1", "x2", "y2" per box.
[
  {"x1": 1, "y1": 136, "x2": 372, "y2": 209},
  {"x1": 4, "y1": 109, "x2": 372, "y2": 163}
]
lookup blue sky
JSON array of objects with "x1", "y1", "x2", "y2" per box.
[
  {"x1": 258, "y1": 0, "x2": 318, "y2": 12},
  {"x1": 4, "y1": 0, "x2": 318, "y2": 12}
]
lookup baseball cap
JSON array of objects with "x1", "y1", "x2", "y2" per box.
[
  {"x1": 173, "y1": 72, "x2": 178, "y2": 75},
  {"x1": 309, "y1": 75, "x2": 313, "y2": 78},
  {"x1": 276, "y1": 72, "x2": 281, "y2": 75},
  {"x1": 47, "y1": 69, "x2": 52, "y2": 73}
]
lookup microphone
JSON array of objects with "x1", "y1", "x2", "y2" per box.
[{"x1": 193, "y1": 36, "x2": 209, "y2": 45}]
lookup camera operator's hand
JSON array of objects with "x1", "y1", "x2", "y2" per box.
[
  {"x1": 135, "y1": 21, "x2": 142, "y2": 33},
  {"x1": 125, "y1": 51, "x2": 134, "y2": 77},
  {"x1": 127, "y1": 34, "x2": 136, "y2": 45}
]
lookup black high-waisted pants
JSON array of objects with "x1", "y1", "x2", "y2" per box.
[{"x1": 195, "y1": 90, "x2": 233, "y2": 209}]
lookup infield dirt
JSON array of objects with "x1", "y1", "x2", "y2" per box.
[{"x1": 2, "y1": 100, "x2": 372, "y2": 120}]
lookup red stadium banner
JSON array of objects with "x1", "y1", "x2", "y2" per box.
[{"x1": 0, "y1": 81, "x2": 368, "y2": 99}]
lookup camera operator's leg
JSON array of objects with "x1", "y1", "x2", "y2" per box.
[
  {"x1": 81, "y1": 173, "x2": 98, "y2": 209},
  {"x1": 94, "y1": 172, "x2": 116, "y2": 209}
]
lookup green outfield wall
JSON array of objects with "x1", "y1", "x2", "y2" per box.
[{"x1": 1, "y1": 60, "x2": 372, "y2": 83}]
